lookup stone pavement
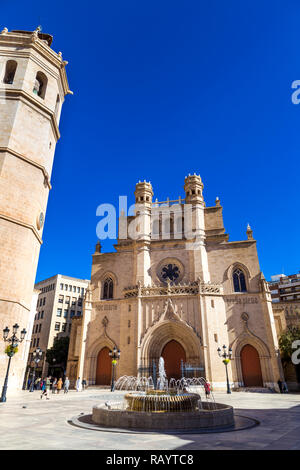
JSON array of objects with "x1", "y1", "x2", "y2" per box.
[{"x1": 0, "y1": 389, "x2": 299, "y2": 450}]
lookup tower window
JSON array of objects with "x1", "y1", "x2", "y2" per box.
[
  {"x1": 55, "y1": 94, "x2": 60, "y2": 119},
  {"x1": 102, "y1": 277, "x2": 114, "y2": 300},
  {"x1": 233, "y1": 268, "x2": 247, "y2": 292},
  {"x1": 33, "y1": 71, "x2": 47, "y2": 99},
  {"x1": 3, "y1": 60, "x2": 17, "y2": 84}
]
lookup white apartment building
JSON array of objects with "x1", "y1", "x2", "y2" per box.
[{"x1": 27, "y1": 274, "x2": 89, "y2": 378}]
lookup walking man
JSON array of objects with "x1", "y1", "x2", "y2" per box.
[{"x1": 64, "y1": 377, "x2": 70, "y2": 394}]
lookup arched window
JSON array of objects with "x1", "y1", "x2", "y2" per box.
[
  {"x1": 3, "y1": 60, "x2": 17, "y2": 84},
  {"x1": 102, "y1": 278, "x2": 114, "y2": 299},
  {"x1": 233, "y1": 268, "x2": 247, "y2": 292},
  {"x1": 33, "y1": 71, "x2": 47, "y2": 99}
]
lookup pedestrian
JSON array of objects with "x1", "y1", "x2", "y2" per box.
[
  {"x1": 277, "y1": 379, "x2": 283, "y2": 393},
  {"x1": 76, "y1": 377, "x2": 81, "y2": 392},
  {"x1": 82, "y1": 378, "x2": 87, "y2": 390},
  {"x1": 27, "y1": 378, "x2": 31, "y2": 391},
  {"x1": 52, "y1": 377, "x2": 57, "y2": 394},
  {"x1": 282, "y1": 381, "x2": 289, "y2": 393},
  {"x1": 64, "y1": 377, "x2": 70, "y2": 394},
  {"x1": 204, "y1": 381, "x2": 211, "y2": 398},
  {"x1": 41, "y1": 377, "x2": 51, "y2": 400},
  {"x1": 57, "y1": 378, "x2": 63, "y2": 394}
]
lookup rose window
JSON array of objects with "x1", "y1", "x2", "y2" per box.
[{"x1": 160, "y1": 263, "x2": 180, "y2": 282}]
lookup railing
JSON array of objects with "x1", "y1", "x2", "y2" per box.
[
  {"x1": 181, "y1": 360, "x2": 205, "y2": 378},
  {"x1": 152, "y1": 197, "x2": 185, "y2": 207},
  {"x1": 124, "y1": 280, "x2": 222, "y2": 298},
  {"x1": 137, "y1": 359, "x2": 157, "y2": 388}
]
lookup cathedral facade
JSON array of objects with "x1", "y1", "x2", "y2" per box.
[{"x1": 68, "y1": 175, "x2": 283, "y2": 390}]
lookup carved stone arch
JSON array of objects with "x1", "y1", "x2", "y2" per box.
[
  {"x1": 88, "y1": 335, "x2": 116, "y2": 358},
  {"x1": 231, "y1": 332, "x2": 271, "y2": 359},
  {"x1": 224, "y1": 262, "x2": 251, "y2": 292},
  {"x1": 99, "y1": 271, "x2": 118, "y2": 285},
  {"x1": 140, "y1": 319, "x2": 202, "y2": 365}
]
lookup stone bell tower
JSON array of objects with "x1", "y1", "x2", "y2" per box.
[
  {"x1": 133, "y1": 181, "x2": 153, "y2": 286},
  {"x1": 0, "y1": 27, "x2": 72, "y2": 392},
  {"x1": 184, "y1": 174, "x2": 210, "y2": 282}
]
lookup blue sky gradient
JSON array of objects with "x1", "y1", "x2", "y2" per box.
[{"x1": 2, "y1": 0, "x2": 300, "y2": 282}]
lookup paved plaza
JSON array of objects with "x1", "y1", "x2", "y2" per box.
[{"x1": 0, "y1": 389, "x2": 300, "y2": 450}]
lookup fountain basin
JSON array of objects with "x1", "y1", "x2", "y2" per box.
[
  {"x1": 92, "y1": 402, "x2": 234, "y2": 430},
  {"x1": 125, "y1": 391, "x2": 200, "y2": 412}
]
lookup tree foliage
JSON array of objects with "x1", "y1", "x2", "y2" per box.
[
  {"x1": 46, "y1": 336, "x2": 70, "y2": 368},
  {"x1": 278, "y1": 326, "x2": 300, "y2": 364}
]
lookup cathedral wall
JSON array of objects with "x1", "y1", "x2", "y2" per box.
[
  {"x1": 206, "y1": 241, "x2": 261, "y2": 292},
  {"x1": 91, "y1": 251, "x2": 134, "y2": 299},
  {"x1": 204, "y1": 206, "x2": 224, "y2": 231}
]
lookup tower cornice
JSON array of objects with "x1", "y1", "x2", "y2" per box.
[{"x1": 0, "y1": 30, "x2": 72, "y2": 96}]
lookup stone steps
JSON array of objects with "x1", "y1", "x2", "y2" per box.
[{"x1": 234, "y1": 387, "x2": 276, "y2": 393}]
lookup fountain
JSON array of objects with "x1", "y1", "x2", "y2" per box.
[{"x1": 92, "y1": 357, "x2": 235, "y2": 431}]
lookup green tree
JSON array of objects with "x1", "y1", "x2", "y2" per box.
[
  {"x1": 278, "y1": 326, "x2": 300, "y2": 366},
  {"x1": 46, "y1": 336, "x2": 70, "y2": 369}
]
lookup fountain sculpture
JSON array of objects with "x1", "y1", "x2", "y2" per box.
[{"x1": 92, "y1": 357, "x2": 235, "y2": 431}]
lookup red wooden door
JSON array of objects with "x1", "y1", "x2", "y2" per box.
[
  {"x1": 241, "y1": 344, "x2": 263, "y2": 387},
  {"x1": 161, "y1": 340, "x2": 186, "y2": 379},
  {"x1": 96, "y1": 347, "x2": 111, "y2": 385}
]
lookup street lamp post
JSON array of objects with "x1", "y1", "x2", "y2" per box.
[
  {"x1": 217, "y1": 344, "x2": 232, "y2": 394},
  {"x1": 49, "y1": 358, "x2": 56, "y2": 377},
  {"x1": 30, "y1": 347, "x2": 43, "y2": 392},
  {"x1": 1, "y1": 324, "x2": 27, "y2": 402},
  {"x1": 109, "y1": 346, "x2": 120, "y2": 392}
]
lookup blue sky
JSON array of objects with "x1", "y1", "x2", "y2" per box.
[{"x1": 3, "y1": 0, "x2": 300, "y2": 282}]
